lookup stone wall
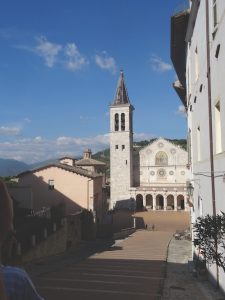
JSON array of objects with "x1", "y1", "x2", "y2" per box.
[{"x1": 20, "y1": 214, "x2": 82, "y2": 264}]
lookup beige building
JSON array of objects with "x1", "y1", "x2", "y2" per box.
[
  {"x1": 110, "y1": 72, "x2": 189, "y2": 211},
  {"x1": 16, "y1": 151, "x2": 106, "y2": 220}
]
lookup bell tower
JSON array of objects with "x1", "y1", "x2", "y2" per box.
[{"x1": 110, "y1": 71, "x2": 134, "y2": 208}]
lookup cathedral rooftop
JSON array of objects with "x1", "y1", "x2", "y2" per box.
[{"x1": 113, "y1": 70, "x2": 130, "y2": 105}]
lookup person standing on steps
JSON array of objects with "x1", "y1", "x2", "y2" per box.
[{"x1": 0, "y1": 178, "x2": 44, "y2": 300}]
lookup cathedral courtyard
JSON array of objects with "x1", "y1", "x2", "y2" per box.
[{"x1": 27, "y1": 211, "x2": 204, "y2": 300}]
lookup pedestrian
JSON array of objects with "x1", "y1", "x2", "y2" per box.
[
  {"x1": 0, "y1": 178, "x2": 44, "y2": 300},
  {"x1": 145, "y1": 224, "x2": 148, "y2": 230},
  {"x1": 152, "y1": 224, "x2": 155, "y2": 231}
]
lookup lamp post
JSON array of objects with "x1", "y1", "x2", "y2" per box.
[
  {"x1": 186, "y1": 181, "x2": 194, "y2": 209},
  {"x1": 187, "y1": 181, "x2": 194, "y2": 197}
]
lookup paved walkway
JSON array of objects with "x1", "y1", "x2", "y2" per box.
[
  {"x1": 163, "y1": 238, "x2": 225, "y2": 300},
  {"x1": 34, "y1": 230, "x2": 171, "y2": 300},
  {"x1": 29, "y1": 211, "x2": 190, "y2": 300}
]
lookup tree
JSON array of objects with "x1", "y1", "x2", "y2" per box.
[{"x1": 193, "y1": 212, "x2": 225, "y2": 273}]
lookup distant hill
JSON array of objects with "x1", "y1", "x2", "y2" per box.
[
  {"x1": 0, "y1": 159, "x2": 30, "y2": 177},
  {"x1": 29, "y1": 158, "x2": 59, "y2": 170}
]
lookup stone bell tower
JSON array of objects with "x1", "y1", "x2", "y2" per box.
[{"x1": 110, "y1": 71, "x2": 134, "y2": 208}]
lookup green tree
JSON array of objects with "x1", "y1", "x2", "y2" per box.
[{"x1": 193, "y1": 212, "x2": 225, "y2": 273}]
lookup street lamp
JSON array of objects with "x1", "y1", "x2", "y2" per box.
[{"x1": 186, "y1": 181, "x2": 194, "y2": 197}]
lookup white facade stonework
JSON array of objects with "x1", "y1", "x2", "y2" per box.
[
  {"x1": 171, "y1": 0, "x2": 225, "y2": 293},
  {"x1": 110, "y1": 72, "x2": 189, "y2": 211},
  {"x1": 130, "y1": 139, "x2": 188, "y2": 211}
]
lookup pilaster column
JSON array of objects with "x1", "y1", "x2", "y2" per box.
[
  {"x1": 184, "y1": 195, "x2": 188, "y2": 211},
  {"x1": 164, "y1": 194, "x2": 167, "y2": 211},
  {"x1": 174, "y1": 194, "x2": 178, "y2": 211},
  {"x1": 153, "y1": 194, "x2": 156, "y2": 211},
  {"x1": 143, "y1": 194, "x2": 146, "y2": 207}
]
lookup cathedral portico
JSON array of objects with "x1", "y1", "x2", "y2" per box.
[{"x1": 129, "y1": 187, "x2": 188, "y2": 211}]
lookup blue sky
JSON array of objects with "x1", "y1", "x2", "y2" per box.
[{"x1": 0, "y1": 0, "x2": 188, "y2": 163}]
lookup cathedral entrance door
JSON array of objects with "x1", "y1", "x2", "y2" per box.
[
  {"x1": 136, "y1": 194, "x2": 143, "y2": 210},
  {"x1": 156, "y1": 194, "x2": 164, "y2": 210}
]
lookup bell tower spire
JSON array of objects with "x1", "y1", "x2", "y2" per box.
[
  {"x1": 114, "y1": 70, "x2": 130, "y2": 105},
  {"x1": 109, "y1": 71, "x2": 134, "y2": 209}
]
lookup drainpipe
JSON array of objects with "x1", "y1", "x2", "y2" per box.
[
  {"x1": 205, "y1": 0, "x2": 216, "y2": 216},
  {"x1": 205, "y1": 0, "x2": 218, "y2": 287},
  {"x1": 87, "y1": 178, "x2": 92, "y2": 210}
]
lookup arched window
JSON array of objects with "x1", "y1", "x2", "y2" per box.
[
  {"x1": 155, "y1": 151, "x2": 168, "y2": 165},
  {"x1": 114, "y1": 113, "x2": 119, "y2": 131},
  {"x1": 121, "y1": 113, "x2": 125, "y2": 131}
]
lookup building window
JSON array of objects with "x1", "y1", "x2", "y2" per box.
[
  {"x1": 213, "y1": 0, "x2": 218, "y2": 28},
  {"x1": 114, "y1": 113, "x2": 119, "y2": 131},
  {"x1": 115, "y1": 145, "x2": 118, "y2": 150},
  {"x1": 215, "y1": 101, "x2": 222, "y2": 153},
  {"x1": 194, "y1": 47, "x2": 199, "y2": 81},
  {"x1": 197, "y1": 126, "x2": 201, "y2": 161},
  {"x1": 213, "y1": 0, "x2": 218, "y2": 39},
  {"x1": 122, "y1": 145, "x2": 125, "y2": 150},
  {"x1": 121, "y1": 113, "x2": 125, "y2": 131},
  {"x1": 187, "y1": 129, "x2": 192, "y2": 165},
  {"x1": 48, "y1": 180, "x2": 54, "y2": 190},
  {"x1": 155, "y1": 151, "x2": 168, "y2": 166},
  {"x1": 215, "y1": 44, "x2": 220, "y2": 58}
]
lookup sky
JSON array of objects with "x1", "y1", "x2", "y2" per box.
[{"x1": 0, "y1": 0, "x2": 188, "y2": 164}]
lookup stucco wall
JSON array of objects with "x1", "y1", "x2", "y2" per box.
[
  {"x1": 18, "y1": 166, "x2": 103, "y2": 216},
  {"x1": 186, "y1": 0, "x2": 225, "y2": 292}
]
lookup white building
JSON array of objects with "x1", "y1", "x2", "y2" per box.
[
  {"x1": 110, "y1": 71, "x2": 189, "y2": 212},
  {"x1": 171, "y1": 0, "x2": 225, "y2": 292}
]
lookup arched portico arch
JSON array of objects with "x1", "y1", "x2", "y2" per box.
[
  {"x1": 177, "y1": 194, "x2": 185, "y2": 210},
  {"x1": 136, "y1": 194, "x2": 143, "y2": 210},
  {"x1": 167, "y1": 194, "x2": 174, "y2": 210},
  {"x1": 156, "y1": 194, "x2": 164, "y2": 210},
  {"x1": 146, "y1": 194, "x2": 153, "y2": 209}
]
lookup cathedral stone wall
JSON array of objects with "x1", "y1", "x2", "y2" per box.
[{"x1": 138, "y1": 139, "x2": 188, "y2": 186}]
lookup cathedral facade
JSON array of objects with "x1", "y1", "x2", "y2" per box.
[{"x1": 110, "y1": 71, "x2": 189, "y2": 211}]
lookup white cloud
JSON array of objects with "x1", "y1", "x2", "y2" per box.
[
  {"x1": 19, "y1": 37, "x2": 87, "y2": 71},
  {"x1": 0, "y1": 132, "x2": 156, "y2": 164},
  {"x1": 0, "y1": 126, "x2": 21, "y2": 136},
  {"x1": 150, "y1": 55, "x2": 172, "y2": 73},
  {"x1": 24, "y1": 117, "x2": 31, "y2": 123},
  {"x1": 176, "y1": 105, "x2": 187, "y2": 118},
  {"x1": 95, "y1": 51, "x2": 117, "y2": 74},
  {"x1": 0, "y1": 134, "x2": 110, "y2": 163},
  {"x1": 64, "y1": 43, "x2": 88, "y2": 71},
  {"x1": 134, "y1": 132, "x2": 155, "y2": 141},
  {"x1": 35, "y1": 36, "x2": 62, "y2": 68}
]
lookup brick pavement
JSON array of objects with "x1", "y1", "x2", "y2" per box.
[{"x1": 31, "y1": 211, "x2": 190, "y2": 300}]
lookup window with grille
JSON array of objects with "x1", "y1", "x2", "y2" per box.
[{"x1": 48, "y1": 179, "x2": 54, "y2": 190}]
